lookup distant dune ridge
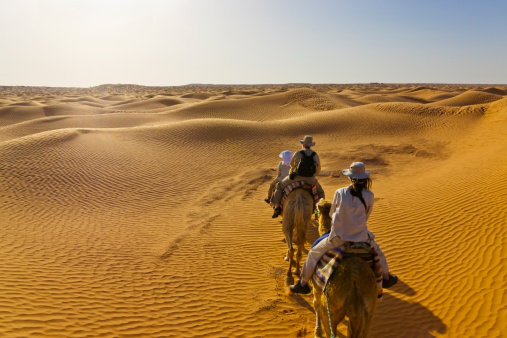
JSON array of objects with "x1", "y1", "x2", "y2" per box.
[{"x1": 0, "y1": 83, "x2": 506, "y2": 337}]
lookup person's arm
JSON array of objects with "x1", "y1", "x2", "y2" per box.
[
  {"x1": 329, "y1": 189, "x2": 340, "y2": 216},
  {"x1": 290, "y1": 151, "x2": 300, "y2": 173},
  {"x1": 277, "y1": 162, "x2": 283, "y2": 180},
  {"x1": 366, "y1": 192, "x2": 374, "y2": 219},
  {"x1": 314, "y1": 152, "x2": 321, "y2": 176}
]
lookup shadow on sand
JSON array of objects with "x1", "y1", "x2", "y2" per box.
[
  {"x1": 388, "y1": 278, "x2": 417, "y2": 297},
  {"x1": 290, "y1": 279, "x2": 446, "y2": 337},
  {"x1": 293, "y1": 219, "x2": 445, "y2": 336},
  {"x1": 370, "y1": 291, "x2": 447, "y2": 337}
]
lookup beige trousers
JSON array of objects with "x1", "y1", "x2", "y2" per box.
[{"x1": 267, "y1": 178, "x2": 280, "y2": 200}]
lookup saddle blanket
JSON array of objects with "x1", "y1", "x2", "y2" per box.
[
  {"x1": 312, "y1": 243, "x2": 383, "y2": 299},
  {"x1": 281, "y1": 180, "x2": 319, "y2": 205}
]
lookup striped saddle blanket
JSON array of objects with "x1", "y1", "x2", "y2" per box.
[
  {"x1": 312, "y1": 242, "x2": 383, "y2": 300},
  {"x1": 281, "y1": 180, "x2": 320, "y2": 206}
]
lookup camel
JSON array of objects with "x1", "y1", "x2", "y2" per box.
[
  {"x1": 281, "y1": 186, "x2": 315, "y2": 285},
  {"x1": 310, "y1": 199, "x2": 378, "y2": 338}
]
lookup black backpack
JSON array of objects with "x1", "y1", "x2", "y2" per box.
[{"x1": 296, "y1": 150, "x2": 317, "y2": 177}]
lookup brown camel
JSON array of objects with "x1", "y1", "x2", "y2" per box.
[
  {"x1": 311, "y1": 199, "x2": 378, "y2": 338},
  {"x1": 282, "y1": 187, "x2": 315, "y2": 285}
]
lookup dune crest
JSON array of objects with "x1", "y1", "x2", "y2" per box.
[
  {"x1": 286, "y1": 88, "x2": 338, "y2": 110},
  {"x1": 429, "y1": 90, "x2": 503, "y2": 106}
]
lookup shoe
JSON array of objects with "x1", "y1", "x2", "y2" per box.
[
  {"x1": 290, "y1": 280, "x2": 311, "y2": 294},
  {"x1": 272, "y1": 207, "x2": 282, "y2": 218},
  {"x1": 264, "y1": 198, "x2": 270, "y2": 204},
  {"x1": 382, "y1": 274, "x2": 398, "y2": 288},
  {"x1": 284, "y1": 256, "x2": 289, "y2": 262}
]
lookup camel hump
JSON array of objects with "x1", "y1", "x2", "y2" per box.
[
  {"x1": 281, "y1": 180, "x2": 319, "y2": 207},
  {"x1": 313, "y1": 242, "x2": 383, "y2": 298},
  {"x1": 343, "y1": 242, "x2": 374, "y2": 261}
]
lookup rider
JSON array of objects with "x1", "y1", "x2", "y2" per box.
[
  {"x1": 265, "y1": 150, "x2": 293, "y2": 204},
  {"x1": 290, "y1": 162, "x2": 398, "y2": 294},
  {"x1": 270, "y1": 135, "x2": 325, "y2": 218}
]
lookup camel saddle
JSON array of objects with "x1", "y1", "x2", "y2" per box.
[
  {"x1": 313, "y1": 242, "x2": 383, "y2": 299},
  {"x1": 280, "y1": 180, "x2": 320, "y2": 207}
]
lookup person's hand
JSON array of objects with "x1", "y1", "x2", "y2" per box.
[{"x1": 289, "y1": 172, "x2": 296, "y2": 180}]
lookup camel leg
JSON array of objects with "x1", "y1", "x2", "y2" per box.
[
  {"x1": 319, "y1": 307, "x2": 332, "y2": 338},
  {"x1": 313, "y1": 293, "x2": 323, "y2": 338},
  {"x1": 287, "y1": 247, "x2": 294, "y2": 273},
  {"x1": 286, "y1": 248, "x2": 295, "y2": 286},
  {"x1": 293, "y1": 218, "x2": 305, "y2": 275},
  {"x1": 294, "y1": 243, "x2": 303, "y2": 275},
  {"x1": 321, "y1": 293, "x2": 346, "y2": 338},
  {"x1": 331, "y1": 310, "x2": 346, "y2": 338},
  {"x1": 283, "y1": 215, "x2": 296, "y2": 285},
  {"x1": 347, "y1": 310, "x2": 372, "y2": 338},
  {"x1": 282, "y1": 218, "x2": 293, "y2": 250}
]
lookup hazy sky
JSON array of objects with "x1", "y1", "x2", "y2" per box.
[{"x1": 1, "y1": 0, "x2": 506, "y2": 87}]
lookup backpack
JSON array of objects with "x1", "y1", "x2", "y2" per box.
[{"x1": 296, "y1": 150, "x2": 317, "y2": 177}]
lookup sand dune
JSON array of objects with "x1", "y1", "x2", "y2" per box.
[
  {"x1": 7, "y1": 100, "x2": 43, "y2": 106},
  {"x1": 180, "y1": 92, "x2": 214, "y2": 100},
  {"x1": 0, "y1": 84, "x2": 506, "y2": 337},
  {"x1": 111, "y1": 97, "x2": 184, "y2": 110},
  {"x1": 429, "y1": 90, "x2": 503, "y2": 106},
  {"x1": 166, "y1": 89, "x2": 342, "y2": 122},
  {"x1": 41, "y1": 103, "x2": 109, "y2": 116},
  {"x1": 397, "y1": 87, "x2": 454, "y2": 102},
  {"x1": 355, "y1": 93, "x2": 428, "y2": 104},
  {"x1": 480, "y1": 87, "x2": 507, "y2": 96},
  {"x1": 100, "y1": 94, "x2": 132, "y2": 101},
  {"x1": 0, "y1": 106, "x2": 49, "y2": 126},
  {"x1": 60, "y1": 96, "x2": 107, "y2": 104}
]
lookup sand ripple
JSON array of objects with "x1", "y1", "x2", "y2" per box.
[{"x1": 0, "y1": 84, "x2": 505, "y2": 337}]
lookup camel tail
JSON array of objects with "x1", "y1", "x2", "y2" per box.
[
  {"x1": 322, "y1": 258, "x2": 377, "y2": 338},
  {"x1": 345, "y1": 271, "x2": 376, "y2": 337},
  {"x1": 346, "y1": 282, "x2": 370, "y2": 337},
  {"x1": 292, "y1": 191, "x2": 311, "y2": 249}
]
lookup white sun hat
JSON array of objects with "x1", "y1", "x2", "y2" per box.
[
  {"x1": 342, "y1": 162, "x2": 370, "y2": 179},
  {"x1": 279, "y1": 150, "x2": 293, "y2": 164}
]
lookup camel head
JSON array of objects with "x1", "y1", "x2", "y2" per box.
[{"x1": 317, "y1": 199, "x2": 332, "y2": 235}]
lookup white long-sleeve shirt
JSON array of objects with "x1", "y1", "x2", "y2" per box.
[
  {"x1": 329, "y1": 186, "x2": 375, "y2": 242},
  {"x1": 277, "y1": 161, "x2": 291, "y2": 181}
]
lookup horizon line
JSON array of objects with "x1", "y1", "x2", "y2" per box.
[{"x1": 1, "y1": 82, "x2": 506, "y2": 89}]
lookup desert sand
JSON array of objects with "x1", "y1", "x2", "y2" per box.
[{"x1": 0, "y1": 83, "x2": 506, "y2": 337}]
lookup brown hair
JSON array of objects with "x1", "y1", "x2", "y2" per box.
[
  {"x1": 350, "y1": 178, "x2": 372, "y2": 192},
  {"x1": 349, "y1": 178, "x2": 372, "y2": 211}
]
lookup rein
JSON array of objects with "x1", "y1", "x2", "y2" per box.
[{"x1": 325, "y1": 281, "x2": 337, "y2": 338}]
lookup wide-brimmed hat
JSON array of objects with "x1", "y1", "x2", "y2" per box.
[
  {"x1": 279, "y1": 150, "x2": 293, "y2": 163},
  {"x1": 342, "y1": 162, "x2": 370, "y2": 179},
  {"x1": 300, "y1": 135, "x2": 315, "y2": 147}
]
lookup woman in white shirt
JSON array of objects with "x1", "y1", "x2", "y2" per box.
[
  {"x1": 290, "y1": 162, "x2": 397, "y2": 294},
  {"x1": 265, "y1": 150, "x2": 293, "y2": 203}
]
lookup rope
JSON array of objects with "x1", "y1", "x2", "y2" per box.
[{"x1": 325, "y1": 283, "x2": 336, "y2": 338}]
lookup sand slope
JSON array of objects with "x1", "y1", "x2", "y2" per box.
[{"x1": 0, "y1": 84, "x2": 506, "y2": 337}]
